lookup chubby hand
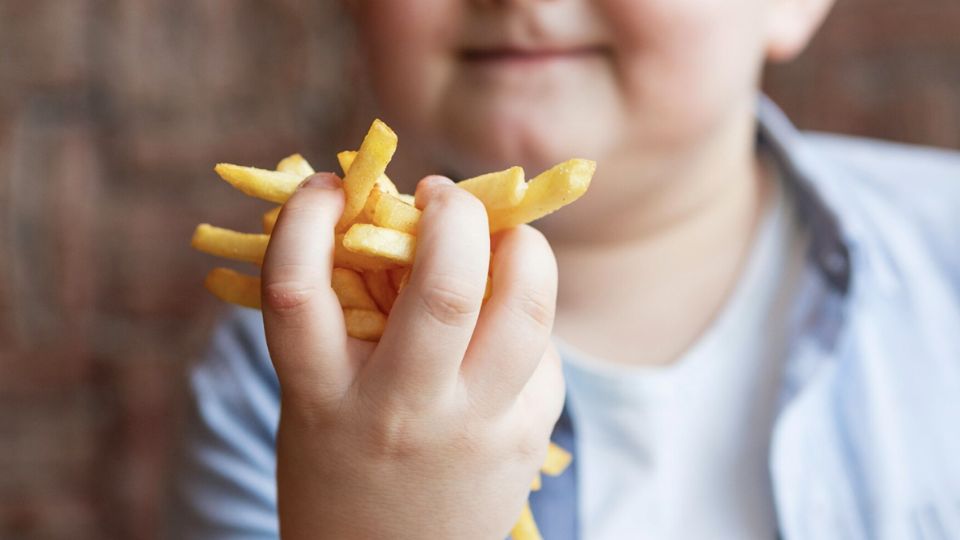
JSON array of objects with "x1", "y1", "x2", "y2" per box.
[{"x1": 261, "y1": 172, "x2": 565, "y2": 539}]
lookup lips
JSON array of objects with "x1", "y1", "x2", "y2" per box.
[{"x1": 459, "y1": 45, "x2": 607, "y2": 64}]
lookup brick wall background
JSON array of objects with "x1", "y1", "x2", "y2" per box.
[{"x1": 2, "y1": 1, "x2": 958, "y2": 538}]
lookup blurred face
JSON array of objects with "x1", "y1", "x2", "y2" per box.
[{"x1": 349, "y1": 0, "x2": 811, "y2": 182}]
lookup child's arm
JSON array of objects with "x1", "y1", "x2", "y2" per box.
[{"x1": 262, "y1": 173, "x2": 564, "y2": 539}]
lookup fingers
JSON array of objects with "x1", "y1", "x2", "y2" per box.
[
  {"x1": 362, "y1": 176, "x2": 490, "y2": 404},
  {"x1": 462, "y1": 225, "x2": 558, "y2": 408},
  {"x1": 518, "y1": 344, "x2": 565, "y2": 438},
  {"x1": 261, "y1": 173, "x2": 351, "y2": 402}
]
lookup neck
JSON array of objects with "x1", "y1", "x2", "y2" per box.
[{"x1": 548, "y1": 105, "x2": 770, "y2": 366}]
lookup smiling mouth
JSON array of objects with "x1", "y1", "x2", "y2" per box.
[{"x1": 459, "y1": 45, "x2": 607, "y2": 65}]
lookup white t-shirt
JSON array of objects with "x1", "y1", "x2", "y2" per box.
[{"x1": 559, "y1": 177, "x2": 808, "y2": 540}]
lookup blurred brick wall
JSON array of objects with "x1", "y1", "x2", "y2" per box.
[{"x1": 1, "y1": 1, "x2": 958, "y2": 539}]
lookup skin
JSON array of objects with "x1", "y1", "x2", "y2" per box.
[{"x1": 265, "y1": 0, "x2": 834, "y2": 537}]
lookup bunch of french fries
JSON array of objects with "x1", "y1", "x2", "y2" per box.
[{"x1": 191, "y1": 118, "x2": 590, "y2": 539}]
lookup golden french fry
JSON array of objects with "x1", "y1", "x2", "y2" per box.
[
  {"x1": 191, "y1": 224, "x2": 269, "y2": 264},
  {"x1": 343, "y1": 223, "x2": 416, "y2": 266},
  {"x1": 510, "y1": 503, "x2": 542, "y2": 540},
  {"x1": 214, "y1": 163, "x2": 302, "y2": 204},
  {"x1": 363, "y1": 270, "x2": 397, "y2": 313},
  {"x1": 276, "y1": 153, "x2": 315, "y2": 178},
  {"x1": 530, "y1": 473, "x2": 542, "y2": 492},
  {"x1": 334, "y1": 233, "x2": 397, "y2": 271},
  {"x1": 370, "y1": 191, "x2": 421, "y2": 235},
  {"x1": 336, "y1": 121, "x2": 398, "y2": 231},
  {"x1": 488, "y1": 159, "x2": 595, "y2": 233},
  {"x1": 396, "y1": 193, "x2": 416, "y2": 206},
  {"x1": 337, "y1": 150, "x2": 399, "y2": 195},
  {"x1": 541, "y1": 442, "x2": 572, "y2": 476},
  {"x1": 204, "y1": 268, "x2": 261, "y2": 309},
  {"x1": 262, "y1": 207, "x2": 282, "y2": 234},
  {"x1": 343, "y1": 308, "x2": 387, "y2": 341},
  {"x1": 457, "y1": 166, "x2": 526, "y2": 210},
  {"x1": 331, "y1": 268, "x2": 379, "y2": 311},
  {"x1": 361, "y1": 185, "x2": 383, "y2": 222}
]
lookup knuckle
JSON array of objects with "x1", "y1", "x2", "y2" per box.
[
  {"x1": 262, "y1": 280, "x2": 316, "y2": 314},
  {"x1": 515, "y1": 428, "x2": 550, "y2": 466},
  {"x1": 366, "y1": 410, "x2": 425, "y2": 460},
  {"x1": 418, "y1": 275, "x2": 481, "y2": 327},
  {"x1": 510, "y1": 287, "x2": 556, "y2": 331}
]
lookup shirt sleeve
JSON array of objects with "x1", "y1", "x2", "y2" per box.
[{"x1": 167, "y1": 309, "x2": 281, "y2": 539}]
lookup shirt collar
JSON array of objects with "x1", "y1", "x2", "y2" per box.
[{"x1": 757, "y1": 95, "x2": 853, "y2": 297}]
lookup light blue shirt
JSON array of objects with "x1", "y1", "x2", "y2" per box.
[{"x1": 168, "y1": 97, "x2": 960, "y2": 539}]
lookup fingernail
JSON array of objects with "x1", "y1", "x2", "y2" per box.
[
  {"x1": 421, "y1": 175, "x2": 454, "y2": 188},
  {"x1": 299, "y1": 172, "x2": 341, "y2": 191}
]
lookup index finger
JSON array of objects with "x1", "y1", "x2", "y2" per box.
[{"x1": 261, "y1": 173, "x2": 351, "y2": 403}]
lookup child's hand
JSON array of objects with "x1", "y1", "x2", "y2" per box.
[{"x1": 261, "y1": 172, "x2": 564, "y2": 539}]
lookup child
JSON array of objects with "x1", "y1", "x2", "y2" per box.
[{"x1": 171, "y1": 1, "x2": 960, "y2": 538}]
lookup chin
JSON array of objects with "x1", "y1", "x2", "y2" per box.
[{"x1": 435, "y1": 107, "x2": 610, "y2": 179}]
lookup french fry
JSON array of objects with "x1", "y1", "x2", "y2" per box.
[
  {"x1": 331, "y1": 268, "x2": 379, "y2": 311},
  {"x1": 396, "y1": 193, "x2": 416, "y2": 206},
  {"x1": 342, "y1": 223, "x2": 416, "y2": 266},
  {"x1": 192, "y1": 224, "x2": 269, "y2": 264},
  {"x1": 334, "y1": 233, "x2": 397, "y2": 272},
  {"x1": 214, "y1": 163, "x2": 302, "y2": 204},
  {"x1": 263, "y1": 206, "x2": 282, "y2": 234},
  {"x1": 510, "y1": 503, "x2": 542, "y2": 540},
  {"x1": 370, "y1": 191, "x2": 421, "y2": 235},
  {"x1": 530, "y1": 473, "x2": 542, "y2": 492},
  {"x1": 276, "y1": 153, "x2": 315, "y2": 178},
  {"x1": 458, "y1": 166, "x2": 526, "y2": 210},
  {"x1": 488, "y1": 159, "x2": 595, "y2": 233},
  {"x1": 343, "y1": 308, "x2": 387, "y2": 341},
  {"x1": 363, "y1": 270, "x2": 397, "y2": 313},
  {"x1": 541, "y1": 442, "x2": 572, "y2": 476},
  {"x1": 204, "y1": 268, "x2": 260, "y2": 309},
  {"x1": 337, "y1": 150, "x2": 400, "y2": 195},
  {"x1": 336, "y1": 120, "x2": 398, "y2": 231}
]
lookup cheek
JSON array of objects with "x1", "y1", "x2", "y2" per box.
[
  {"x1": 602, "y1": 0, "x2": 767, "y2": 144},
  {"x1": 355, "y1": 2, "x2": 459, "y2": 132}
]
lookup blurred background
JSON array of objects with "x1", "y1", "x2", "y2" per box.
[{"x1": 1, "y1": 1, "x2": 958, "y2": 538}]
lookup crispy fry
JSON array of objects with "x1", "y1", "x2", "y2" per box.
[
  {"x1": 488, "y1": 159, "x2": 595, "y2": 233},
  {"x1": 338, "y1": 150, "x2": 400, "y2": 195},
  {"x1": 214, "y1": 163, "x2": 302, "y2": 204},
  {"x1": 343, "y1": 308, "x2": 387, "y2": 341},
  {"x1": 262, "y1": 206, "x2": 282, "y2": 234},
  {"x1": 370, "y1": 191, "x2": 421, "y2": 235},
  {"x1": 396, "y1": 193, "x2": 416, "y2": 206},
  {"x1": 530, "y1": 473, "x2": 542, "y2": 492},
  {"x1": 342, "y1": 223, "x2": 416, "y2": 266},
  {"x1": 331, "y1": 268, "x2": 379, "y2": 311},
  {"x1": 191, "y1": 224, "x2": 269, "y2": 264},
  {"x1": 204, "y1": 268, "x2": 260, "y2": 309},
  {"x1": 510, "y1": 503, "x2": 542, "y2": 540},
  {"x1": 336, "y1": 120, "x2": 398, "y2": 231},
  {"x1": 276, "y1": 153, "x2": 315, "y2": 177},
  {"x1": 458, "y1": 166, "x2": 526, "y2": 210},
  {"x1": 541, "y1": 443, "x2": 572, "y2": 476},
  {"x1": 334, "y1": 233, "x2": 397, "y2": 271},
  {"x1": 363, "y1": 270, "x2": 397, "y2": 313}
]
